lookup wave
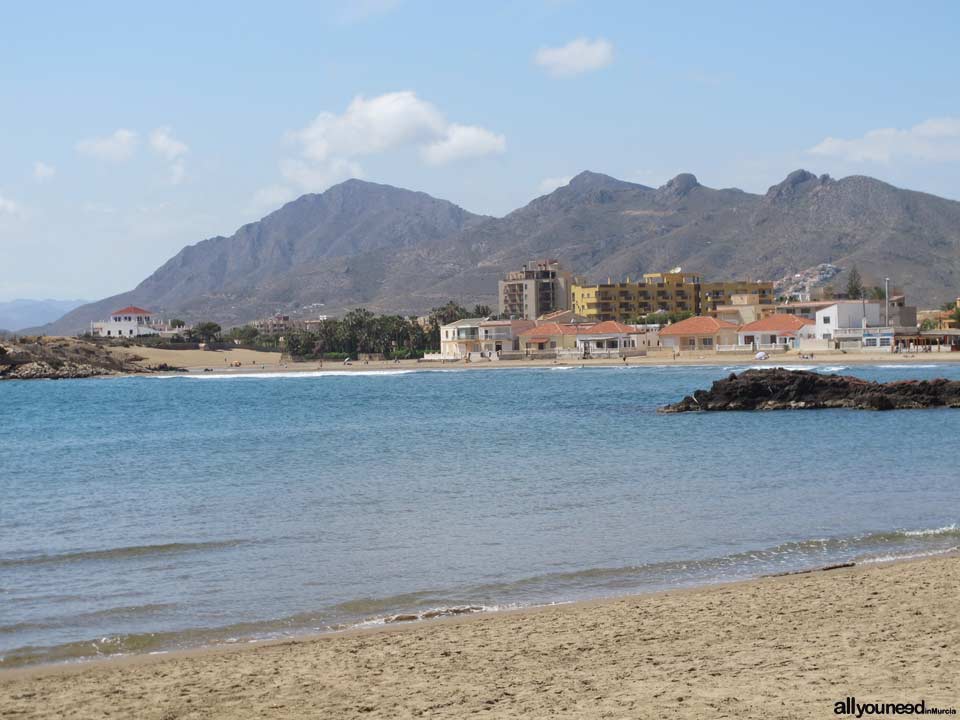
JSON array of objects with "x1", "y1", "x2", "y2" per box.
[
  {"x1": 874, "y1": 364, "x2": 942, "y2": 369},
  {"x1": 0, "y1": 540, "x2": 244, "y2": 569},
  {"x1": 4, "y1": 524, "x2": 955, "y2": 669},
  {"x1": 177, "y1": 370, "x2": 419, "y2": 380}
]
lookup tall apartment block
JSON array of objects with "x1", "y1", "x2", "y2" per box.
[
  {"x1": 571, "y1": 271, "x2": 773, "y2": 322},
  {"x1": 498, "y1": 260, "x2": 573, "y2": 320}
]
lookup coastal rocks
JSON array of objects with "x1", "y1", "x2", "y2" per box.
[
  {"x1": 0, "y1": 360, "x2": 116, "y2": 380},
  {"x1": 659, "y1": 368, "x2": 960, "y2": 413}
]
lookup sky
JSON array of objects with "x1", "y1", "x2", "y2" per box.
[{"x1": 2, "y1": 0, "x2": 960, "y2": 301}]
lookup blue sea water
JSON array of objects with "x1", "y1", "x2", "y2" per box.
[{"x1": 1, "y1": 363, "x2": 958, "y2": 667}]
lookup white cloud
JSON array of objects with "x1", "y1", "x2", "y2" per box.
[
  {"x1": 809, "y1": 117, "x2": 960, "y2": 164},
  {"x1": 149, "y1": 127, "x2": 189, "y2": 184},
  {"x1": 538, "y1": 175, "x2": 573, "y2": 194},
  {"x1": 149, "y1": 127, "x2": 189, "y2": 161},
  {"x1": 0, "y1": 193, "x2": 20, "y2": 216},
  {"x1": 294, "y1": 92, "x2": 446, "y2": 163},
  {"x1": 283, "y1": 91, "x2": 504, "y2": 191},
  {"x1": 33, "y1": 162, "x2": 56, "y2": 182},
  {"x1": 535, "y1": 37, "x2": 614, "y2": 77},
  {"x1": 76, "y1": 129, "x2": 139, "y2": 161},
  {"x1": 423, "y1": 124, "x2": 505, "y2": 165}
]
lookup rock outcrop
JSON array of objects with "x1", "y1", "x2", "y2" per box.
[
  {"x1": 0, "y1": 337, "x2": 148, "y2": 380},
  {"x1": 659, "y1": 368, "x2": 960, "y2": 412}
]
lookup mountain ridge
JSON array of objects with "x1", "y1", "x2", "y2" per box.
[{"x1": 39, "y1": 170, "x2": 960, "y2": 334}]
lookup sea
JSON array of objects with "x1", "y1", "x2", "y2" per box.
[{"x1": 1, "y1": 363, "x2": 958, "y2": 668}]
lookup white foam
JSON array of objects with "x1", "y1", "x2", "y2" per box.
[
  {"x1": 859, "y1": 546, "x2": 958, "y2": 564},
  {"x1": 874, "y1": 364, "x2": 941, "y2": 369},
  {"x1": 178, "y1": 370, "x2": 419, "y2": 380},
  {"x1": 900, "y1": 524, "x2": 958, "y2": 537}
]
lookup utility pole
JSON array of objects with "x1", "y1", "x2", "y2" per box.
[{"x1": 884, "y1": 277, "x2": 890, "y2": 326}]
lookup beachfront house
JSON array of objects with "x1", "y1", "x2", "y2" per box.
[
  {"x1": 736, "y1": 315, "x2": 816, "y2": 350},
  {"x1": 517, "y1": 322, "x2": 581, "y2": 355},
  {"x1": 91, "y1": 306, "x2": 161, "y2": 338},
  {"x1": 478, "y1": 319, "x2": 535, "y2": 355},
  {"x1": 574, "y1": 321, "x2": 653, "y2": 358},
  {"x1": 439, "y1": 318, "x2": 486, "y2": 359},
  {"x1": 658, "y1": 316, "x2": 738, "y2": 352}
]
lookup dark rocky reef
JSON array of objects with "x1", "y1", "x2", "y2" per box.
[{"x1": 659, "y1": 368, "x2": 960, "y2": 412}]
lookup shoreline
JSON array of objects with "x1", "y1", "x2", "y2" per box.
[
  {"x1": 126, "y1": 346, "x2": 960, "y2": 379},
  {"x1": 2, "y1": 554, "x2": 956, "y2": 718}
]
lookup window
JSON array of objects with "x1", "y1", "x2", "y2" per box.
[
  {"x1": 702, "y1": 337, "x2": 713, "y2": 347},
  {"x1": 823, "y1": 316, "x2": 831, "y2": 325}
]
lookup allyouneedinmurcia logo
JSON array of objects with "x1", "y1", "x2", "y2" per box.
[{"x1": 834, "y1": 697, "x2": 957, "y2": 716}]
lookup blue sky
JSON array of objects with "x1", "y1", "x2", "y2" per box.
[{"x1": 2, "y1": 0, "x2": 959, "y2": 301}]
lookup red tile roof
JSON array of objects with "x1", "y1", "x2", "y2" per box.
[
  {"x1": 519, "y1": 322, "x2": 585, "y2": 336},
  {"x1": 579, "y1": 320, "x2": 639, "y2": 335},
  {"x1": 738, "y1": 315, "x2": 815, "y2": 333},
  {"x1": 112, "y1": 306, "x2": 154, "y2": 316},
  {"x1": 658, "y1": 316, "x2": 738, "y2": 336}
]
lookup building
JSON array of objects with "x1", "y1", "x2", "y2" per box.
[
  {"x1": 498, "y1": 260, "x2": 573, "y2": 319},
  {"x1": 571, "y1": 271, "x2": 773, "y2": 322},
  {"x1": 91, "y1": 306, "x2": 162, "y2": 338},
  {"x1": 715, "y1": 294, "x2": 777, "y2": 325},
  {"x1": 478, "y1": 319, "x2": 535, "y2": 354},
  {"x1": 699, "y1": 280, "x2": 774, "y2": 315},
  {"x1": 736, "y1": 315, "x2": 816, "y2": 350},
  {"x1": 517, "y1": 322, "x2": 582, "y2": 354},
  {"x1": 253, "y1": 314, "x2": 293, "y2": 334},
  {"x1": 575, "y1": 321, "x2": 656, "y2": 357},
  {"x1": 438, "y1": 318, "x2": 487, "y2": 359},
  {"x1": 814, "y1": 302, "x2": 883, "y2": 341},
  {"x1": 658, "y1": 316, "x2": 739, "y2": 351}
]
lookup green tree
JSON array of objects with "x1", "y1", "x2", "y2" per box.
[
  {"x1": 194, "y1": 322, "x2": 222, "y2": 343},
  {"x1": 170, "y1": 318, "x2": 186, "y2": 329},
  {"x1": 868, "y1": 286, "x2": 886, "y2": 301},
  {"x1": 226, "y1": 325, "x2": 259, "y2": 345},
  {"x1": 845, "y1": 266, "x2": 864, "y2": 299},
  {"x1": 471, "y1": 304, "x2": 492, "y2": 318}
]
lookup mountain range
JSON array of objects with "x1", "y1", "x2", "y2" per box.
[
  {"x1": 0, "y1": 299, "x2": 88, "y2": 333},
  {"x1": 40, "y1": 170, "x2": 960, "y2": 334}
]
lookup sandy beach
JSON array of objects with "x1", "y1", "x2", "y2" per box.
[
  {"x1": 116, "y1": 343, "x2": 960, "y2": 377},
  {"x1": 2, "y1": 555, "x2": 956, "y2": 719}
]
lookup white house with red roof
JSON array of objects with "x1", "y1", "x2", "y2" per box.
[
  {"x1": 575, "y1": 321, "x2": 657, "y2": 357},
  {"x1": 737, "y1": 314, "x2": 816, "y2": 350},
  {"x1": 658, "y1": 316, "x2": 739, "y2": 351},
  {"x1": 91, "y1": 306, "x2": 162, "y2": 338}
]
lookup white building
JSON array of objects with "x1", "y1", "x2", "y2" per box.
[
  {"x1": 815, "y1": 302, "x2": 882, "y2": 341},
  {"x1": 91, "y1": 306, "x2": 161, "y2": 338},
  {"x1": 574, "y1": 321, "x2": 656, "y2": 357},
  {"x1": 438, "y1": 318, "x2": 485, "y2": 359},
  {"x1": 736, "y1": 315, "x2": 816, "y2": 350}
]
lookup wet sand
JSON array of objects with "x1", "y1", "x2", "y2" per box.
[{"x1": 2, "y1": 555, "x2": 956, "y2": 719}]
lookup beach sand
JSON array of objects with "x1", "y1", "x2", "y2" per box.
[
  {"x1": 116, "y1": 343, "x2": 960, "y2": 377},
  {"x1": 2, "y1": 556, "x2": 956, "y2": 719}
]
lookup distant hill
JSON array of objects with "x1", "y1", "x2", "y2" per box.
[
  {"x1": 40, "y1": 170, "x2": 960, "y2": 334},
  {"x1": 0, "y1": 298, "x2": 87, "y2": 332}
]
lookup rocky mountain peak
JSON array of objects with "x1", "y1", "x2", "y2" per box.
[
  {"x1": 764, "y1": 169, "x2": 833, "y2": 202},
  {"x1": 656, "y1": 173, "x2": 700, "y2": 200}
]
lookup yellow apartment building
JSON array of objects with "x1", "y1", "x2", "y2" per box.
[{"x1": 571, "y1": 271, "x2": 773, "y2": 322}]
